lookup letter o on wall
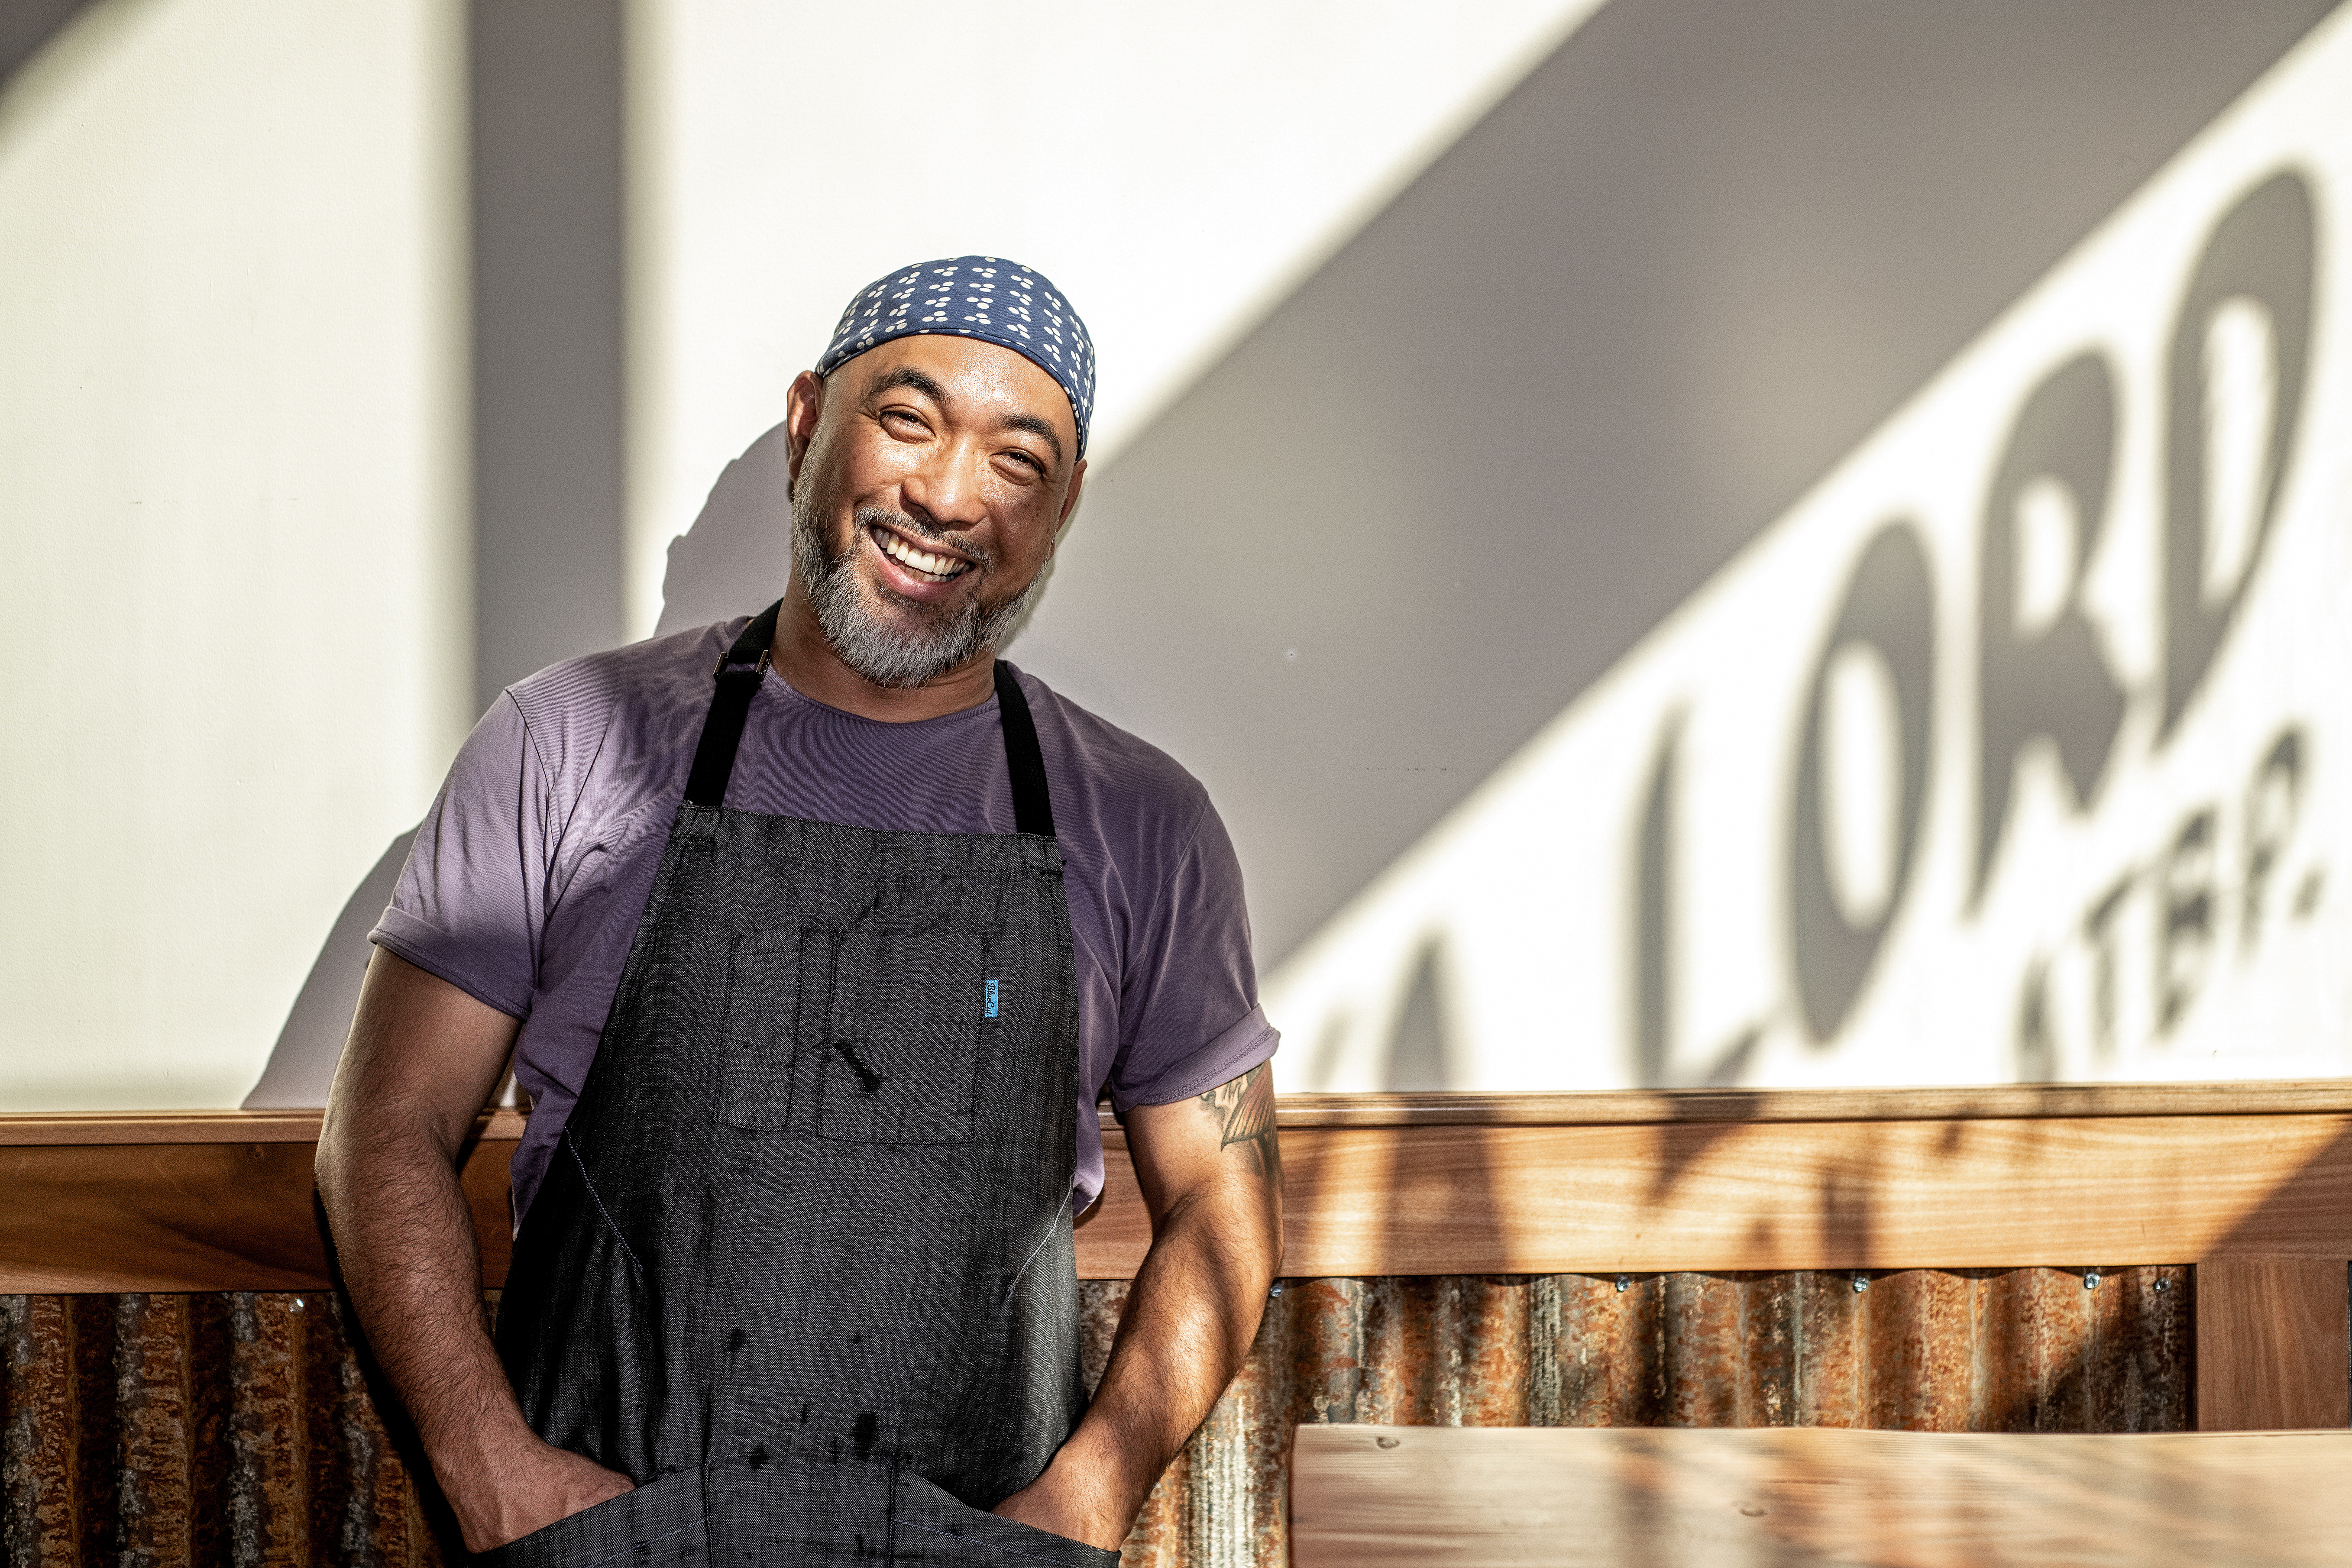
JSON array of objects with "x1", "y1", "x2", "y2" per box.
[{"x1": 1789, "y1": 523, "x2": 1936, "y2": 1044}]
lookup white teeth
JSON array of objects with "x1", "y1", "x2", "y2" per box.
[{"x1": 876, "y1": 528, "x2": 966, "y2": 582}]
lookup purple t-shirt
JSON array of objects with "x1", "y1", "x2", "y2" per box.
[{"x1": 371, "y1": 618, "x2": 1278, "y2": 1220}]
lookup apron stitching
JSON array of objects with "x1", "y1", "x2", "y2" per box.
[
  {"x1": 785, "y1": 926, "x2": 814, "y2": 1127},
  {"x1": 1004, "y1": 1187, "x2": 1073, "y2": 1302},
  {"x1": 888, "y1": 1516, "x2": 1099, "y2": 1566},
  {"x1": 567, "y1": 1516, "x2": 708, "y2": 1567},
  {"x1": 563, "y1": 1130, "x2": 645, "y2": 1277}
]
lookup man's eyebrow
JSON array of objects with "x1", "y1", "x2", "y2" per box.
[
  {"x1": 867, "y1": 364, "x2": 1066, "y2": 466},
  {"x1": 865, "y1": 365, "x2": 948, "y2": 404},
  {"x1": 1002, "y1": 413, "x2": 1064, "y2": 465}
]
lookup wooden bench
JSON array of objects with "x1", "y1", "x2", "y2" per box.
[
  {"x1": 5, "y1": 1082, "x2": 2349, "y2": 1428},
  {"x1": 1290, "y1": 1423, "x2": 2352, "y2": 1566}
]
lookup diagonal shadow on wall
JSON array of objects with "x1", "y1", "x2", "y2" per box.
[
  {"x1": 241, "y1": 832, "x2": 415, "y2": 1108},
  {"x1": 239, "y1": 408, "x2": 805, "y2": 1106},
  {"x1": 0, "y1": 0, "x2": 101, "y2": 94}
]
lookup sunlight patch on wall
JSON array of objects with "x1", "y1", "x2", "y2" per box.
[
  {"x1": 1268, "y1": 7, "x2": 2352, "y2": 1093},
  {"x1": 620, "y1": 0, "x2": 1608, "y2": 638}
]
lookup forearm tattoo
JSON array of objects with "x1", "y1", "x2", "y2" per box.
[{"x1": 1196, "y1": 1063, "x2": 1279, "y2": 1181}]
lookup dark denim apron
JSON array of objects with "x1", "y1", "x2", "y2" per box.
[{"x1": 485, "y1": 604, "x2": 1117, "y2": 1566}]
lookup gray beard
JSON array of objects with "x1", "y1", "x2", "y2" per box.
[{"x1": 790, "y1": 488, "x2": 1045, "y2": 689}]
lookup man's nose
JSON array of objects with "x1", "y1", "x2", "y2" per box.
[{"x1": 899, "y1": 442, "x2": 989, "y2": 533}]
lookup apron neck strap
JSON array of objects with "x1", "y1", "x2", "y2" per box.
[
  {"x1": 680, "y1": 601, "x2": 1058, "y2": 838},
  {"x1": 993, "y1": 662, "x2": 1056, "y2": 838},
  {"x1": 683, "y1": 601, "x2": 783, "y2": 808}
]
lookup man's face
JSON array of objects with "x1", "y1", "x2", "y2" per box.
[{"x1": 786, "y1": 336, "x2": 1084, "y2": 689}]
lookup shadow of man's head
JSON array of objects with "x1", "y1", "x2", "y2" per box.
[{"x1": 654, "y1": 420, "x2": 797, "y2": 639}]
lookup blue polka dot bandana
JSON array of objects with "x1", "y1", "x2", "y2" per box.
[{"x1": 816, "y1": 256, "x2": 1097, "y2": 458}]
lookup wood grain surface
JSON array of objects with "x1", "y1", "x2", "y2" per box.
[
  {"x1": 1258, "y1": 1081, "x2": 2352, "y2": 1126},
  {"x1": 1076, "y1": 1114, "x2": 2352, "y2": 1275},
  {"x1": 0, "y1": 1108, "x2": 529, "y2": 1145},
  {"x1": 1289, "y1": 1424, "x2": 2352, "y2": 1567},
  {"x1": 0, "y1": 1117, "x2": 516, "y2": 1293},
  {"x1": 2196, "y1": 1256, "x2": 2352, "y2": 1431},
  {"x1": 7, "y1": 1081, "x2": 2349, "y2": 1146},
  {"x1": 6, "y1": 1094, "x2": 2349, "y2": 1288}
]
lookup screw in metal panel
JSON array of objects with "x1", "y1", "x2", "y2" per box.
[
  {"x1": 2155, "y1": 1277, "x2": 2171, "y2": 1292},
  {"x1": 2084, "y1": 1270, "x2": 2101, "y2": 1291},
  {"x1": 1852, "y1": 1273, "x2": 1869, "y2": 1294},
  {"x1": 1615, "y1": 1275, "x2": 1631, "y2": 1293},
  {"x1": 291, "y1": 1297, "x2": 305, "y2": 1312},
  {"x1": 1268, "y1": 1280, "x2": 1284, "y2": 1298}
]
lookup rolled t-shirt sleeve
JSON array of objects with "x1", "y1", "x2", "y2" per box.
[
  {"x1": 1105, "y1": 799, "x2": 1281, "y2": 1110},
  {"x1": 368, "y1": 693, "x2": 545, "y2": 1021}
]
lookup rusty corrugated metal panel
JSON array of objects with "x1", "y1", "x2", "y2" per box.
[
  {"x1": 1089, "y1": 1266, "x2": 2192, "y2": 1567},
  {"x1": 3, "y1": 1272, "x2": 2190, "y2": 1565},
  {"x1": 0, "y1": 1292, "x2": 451, "y2": 1566}
]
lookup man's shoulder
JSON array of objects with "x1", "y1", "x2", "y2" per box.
[
  {"x1": 1007, "y1": 664, "x2": 1214, "y2": 839},
  {"x1": 504, "y1": 619, "x2": 742, "y2": 740}
]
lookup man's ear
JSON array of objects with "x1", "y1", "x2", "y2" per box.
[
  {"x1": 1055, "y1": 456, "x2": 1089, "y2": 544},
  {"x1": 783, "y1": 370, "x2": 827, "y2": 488}
]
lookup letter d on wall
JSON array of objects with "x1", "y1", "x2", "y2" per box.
[
  {"x1": 2162, "y1": 171, "x2": 2315, "y2": 741},
  {"x1": 1789, "y1": 524, "x2": 1936, "y2": 1043}
]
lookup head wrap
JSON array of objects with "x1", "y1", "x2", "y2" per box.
[{"x1": 816, "y1": 256, "x2": 1097, "y2": 458}]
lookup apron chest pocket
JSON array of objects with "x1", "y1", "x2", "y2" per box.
[
  {"x1": 821, "y1": 931, "x2": 987, "y2": 1145},
  {"x1": 715, "y1": 931, "x2": 806, "y2": 1132}
]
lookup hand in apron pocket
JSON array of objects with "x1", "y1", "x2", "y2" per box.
[
  {"x1": 887, "y1": 1468, "x2": 1121, "y2": 1567},
  {"x1": 473, "y1": 1467, "x2": 708, "y2": 1568}
]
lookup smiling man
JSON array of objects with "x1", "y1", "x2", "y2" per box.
[{"x1": 316, "y1": 259, "x2": 1283, "y2": 1565}]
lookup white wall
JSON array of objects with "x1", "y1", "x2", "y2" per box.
[
  {"x1": 16, "y1": 0, "x2": 2319, "y2": 1109},
  {"x1": 1266, "y1": 7, "x2": 2352, "y2": 1091},
  {"x1": 0, "y1": 0, "x2": 470, "y2": 1108},
  {"x1": 0, "y1": 0, "x2": 1601, "y2": 1111},
  {"x1": 621, "y1": 0, "x2": 1605, "y2": 637}
]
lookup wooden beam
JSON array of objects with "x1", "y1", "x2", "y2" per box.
[
  {"x1": 1261, "y1": 1081, "x2": 2352, "y2": 1127},
  {"x1": 6, "y1": 1095, "x2": 2351, "y2": 1289},
  {"x1": 2195, "y1": 1257, "x2": 2350, "y2": 1431},
  {"x1": 1289, "y1": 1424, "x2": 2352, "y2": 1567},
  {"x1": 0, "y1": 1108, "x2": 526, "y2": 1145},
  {"x1": 8, "y1": 1080, "x2": 2352, "y2": 1147},
  {"x1": 1078, "y1": 1114, "x2": 2352, "y2": 1276},
  {"x1": 0, "y1": 1116, "x2": 516, "y2": 1293}
]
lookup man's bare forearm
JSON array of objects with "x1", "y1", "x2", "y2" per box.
[
  {"x1": 997, "y1": 1062, "x2": 1284, "y2": 1548},
  {"x1": 316, "y1": 950, "x2": 629, "y2": 1551},
  {"x1": 1062, "y1": 1180, "x2": 1280, "y2": 1519},
  {"x1": 317, "y1": 1095, "x2": 526, "y2": 1469}
]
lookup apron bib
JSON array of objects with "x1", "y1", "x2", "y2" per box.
[{"x1": 487, "y1": 604, "x2": 1116, "y2": 1567}]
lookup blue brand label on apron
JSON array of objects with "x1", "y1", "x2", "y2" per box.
[{"x1": 984, "y1": 979, "x2": 1000, "y2": 1018}]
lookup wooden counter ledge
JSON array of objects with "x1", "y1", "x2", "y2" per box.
[{"x1": 6, "y1": 1083, "x2": 2346, "y2": 1430}]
